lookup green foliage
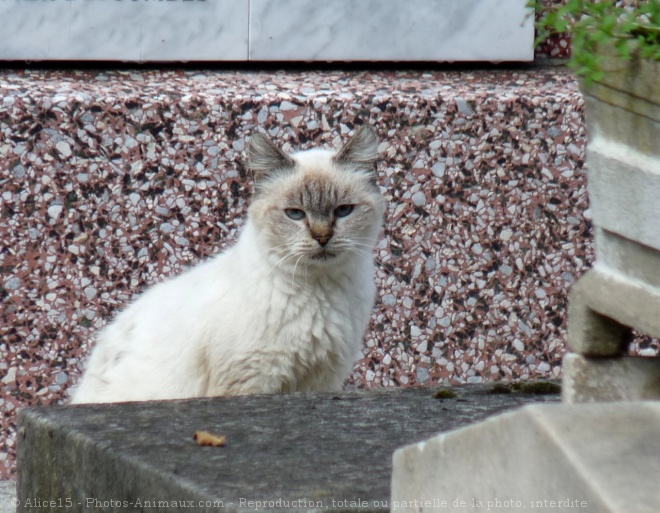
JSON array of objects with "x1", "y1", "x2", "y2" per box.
[{"x1": 529, "y1": 0, "x2": 660, "y2": 85}]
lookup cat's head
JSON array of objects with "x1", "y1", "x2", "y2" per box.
[{"x1": 246, "y1": 126, "x2": 386, "y2": 272}]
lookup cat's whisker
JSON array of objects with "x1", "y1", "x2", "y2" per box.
[
  {"x1": 269, "y1": 241, "x2": 295, "y2": 251},
  {"x1": 347, "y1": 247, "x2": 373, "y2": 261},
  {"x1": 336, "y1": 243, "x2": 396, "y2": 277},
  {"x1": 291, "y1": 253, "x2": 306, "y2": 290},
  {"x1": 343, "y1": 249, "x2": 360, "y2": 275},
  {"x1": 346, "y1": 243, "x2": 376, "y2": 252},
  {"x1": 350, "y1": 236, "x2": 379, "y2": 241},
  {"x1": 349, "y1": 237, "x2": 381, "y2": 245},
  {"x1": 268, "y1": 244, "x2": 297, "y2": 262},
  {"x1": 334, "y1": 243, "x2": 375, "y2": 257},
  {"x1": 270, "y1": 250, "x2": 296, "y2": 272}
]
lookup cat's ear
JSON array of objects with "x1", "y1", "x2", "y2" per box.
[
  {"x1": 334, "y1": 126, "x2": 379, "y2": 168},
  {"x1": 248, "y1": 132, "x2": 295, "y2": 179}
]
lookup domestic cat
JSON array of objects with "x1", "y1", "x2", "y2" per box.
[{"x1": 71, "y1": 126, "x2": 386, "y2": 403}]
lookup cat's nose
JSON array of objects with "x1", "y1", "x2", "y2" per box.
[
  {"x1": 311, "y1": 228, "x2": 333, "y2": 247},
  {"x1": 315, "y1": 235, "x2": 331, "y2": 247}
]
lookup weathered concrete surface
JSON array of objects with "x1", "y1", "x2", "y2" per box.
[
  {"x1": 595, "y1": 228, "x2": 660, "y2": 291},
  {"x1": 584, "y1": 92, "x2": 659, "y2": 158},
  {"x1": 563, "y1": 353, "x2": 660, "y2": 403},
  {"x1": 18, "y1": 386, "x2": 559, "y2": 513},
  {"x1": 392, "y1": 402, "x2": 660, "y2": 513},
  {"x1": 584, "y1": 48, "x2": 659, "y2": 250},
  {"x1": 568, "y1": 268, "x2": 660, "y2": 355},
  {"x1": 583, "y1": 43, "x2": 659, "y2": 156},
  {"x1": 585, "y1": 71, "x2": 660, "y2": 267},
  {"x1": 0, "y1": 481, "x2": 16, "y2": 513},
  {"x1": 587, "y1": 146, "x2": 660, "y2": 252},
  {"x1": 568, "y1": 47, "x2": 660, "y2": 407}
]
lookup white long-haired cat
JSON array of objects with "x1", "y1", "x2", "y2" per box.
[{"x1": 71, "y1": 126, "x2": 386, "y2": 403}]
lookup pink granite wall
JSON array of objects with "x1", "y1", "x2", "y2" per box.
[{"x1": 0, "y1": 68, "x2": 656, "y2": 478}]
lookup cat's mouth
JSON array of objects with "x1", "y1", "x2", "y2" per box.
[{"x1": 310, "y1": 249, "x2": 337, "y2": 261}]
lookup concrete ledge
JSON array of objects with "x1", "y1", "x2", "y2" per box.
[
  {"x1": 587, "y1": 139, "x2": 660, "y2": 251},
  {"x1": 392, "y1": 402, "x2": 660, "y2": 513},
  {"x1": 586, "y1": 47, "x2": 659, "y2": 111},
  {"x1": 583, "y1": 44, "x2": 659, "y2": 148},
  {"x1": 563, "y1": 353, "x2": 660, "y2": 403},
  {"x1": 567, "y1": 294, "x2": 631, "y2": 357},
  {"x1": 582, "y1": 45, "x2": 659, "y2": 156},
  {"x1": 595, "y1": 229, "x2": 660, "y2": 291},
  {"x1": 17, "y1": 387, "x2": 558, "y2": 513},
  {"x1": 584, "y1": 94, "x2": 660, "y2": 158},
  {"x1": 568, "y1": 268, "x2": 660, "y2": 355}
]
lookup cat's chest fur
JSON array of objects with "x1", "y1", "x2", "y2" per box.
[
  {"x1": 258, "y1": 273, "x2": 366, "y2": 388},
  {"x1": 200, "y1": 230, "x2": 374, "y2": 396}
]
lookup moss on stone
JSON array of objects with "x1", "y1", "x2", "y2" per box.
[
  {"x1": 489, "y1": 382, "x2": 561, "y2": 395},
  {"x1": 490, "y1": 384, "x2": 512, "y2": 394},
  {"x1": 432, "y1": 389, "x2": 457, "y2": 399},
  {"x1": 521, "y1": 382, "x2": 561, "y2": 395}
]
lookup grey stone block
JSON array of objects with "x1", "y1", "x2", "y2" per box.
[
  {"x1": 584, "y1": 93, "x2": 659, "y2": 158},
  {"x1": 595, "y1": 229, "x2": 660, "y2": 291},
  {"x1": 582, "y1": 45, "x2": 658, "y2": 155},
  {"x1": 567, "y1": 270, "x2": 632, "y2": 356},
  {"x1": 587, "y1": 146, "x2": 660, "y2": 252},
  {"x1": 392, "y1": 402, "x2": 660, "y2": 513},
  {"x1": 567, "y1": 268, "x2": 660, "y2": 355},
  {"x1": 17, "y1": 387, "x2": 558, "y2": 513},
  {"x1": 563, "y1": 353, "x2": 660, "y2": 403},
  {"x1": 583, "y1": 49, "x2": 659, "y2": 252}
]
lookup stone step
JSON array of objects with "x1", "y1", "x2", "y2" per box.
[
  {"x1": 17, "y1": 386, "x2": 559, "y2": 512},
  {"x1": 392, "y1": 401, "x2": 660, "y2": 513},
  {"x1": 563, "y1": 353, "x2": 660, "y2": 403}
]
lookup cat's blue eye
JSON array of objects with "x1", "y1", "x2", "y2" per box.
[
  {"x1": 334, "y1": 205, "x2": 355, "y2": 218},
  {"x1": 285, "y1": 208, "x2": 306, "y2": 220}
]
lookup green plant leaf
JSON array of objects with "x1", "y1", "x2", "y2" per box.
[
  {"x1": 615, "y1": 38, "x2": 632, "y2": 60},
  {"x1": 601, "y1": 15, "x2": 618, "y2": 36},
  {"x1": 532, "y1": 0, "x2": 660, "y2": 73}
]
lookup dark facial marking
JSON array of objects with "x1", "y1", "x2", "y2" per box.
[{"x1": 295, "y1": 175, "x2": 342, "y2": 217}]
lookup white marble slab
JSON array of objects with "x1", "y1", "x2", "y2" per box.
[
  {"x1": 0, "y1": 0, "x2": 248, "y2": 61},
  {"x1": 0, "y1": 0, "x2": 533, "y2": 62},
  {"x1": 249, "y1": 0, "x2": 534, "y2": 62}
]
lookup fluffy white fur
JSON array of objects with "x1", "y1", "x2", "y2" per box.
[{"x1": 72, "y1": 127, "x2": 386, "y2": 403}]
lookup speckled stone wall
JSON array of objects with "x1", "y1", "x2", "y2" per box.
[{"x1": 0, "y1": 68, "x2": 655, "y2": 478}]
